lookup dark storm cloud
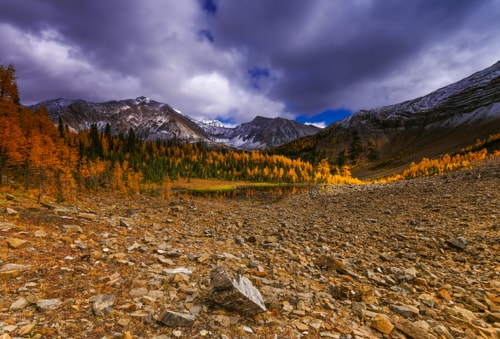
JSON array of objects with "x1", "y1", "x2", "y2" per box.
[
  {"x1": 1, "y1": 1, "x2": 145, "y2": 101},
  {"x1": 1, "y1": 2, "x2": 157, "y2": 71},
  {"x1": 204, "y1": 0, "x2": 497, "y2": 113},
  {"x1": 0, "y1": 0, "x2": 498, "y2": 123},
  {"x1": 0, "y1": 1, "x2": 215, "y2": 106}
]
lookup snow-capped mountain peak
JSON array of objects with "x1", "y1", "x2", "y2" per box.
[{"x1": 32, "y1": 98, "x2": 320, "y2": 150}]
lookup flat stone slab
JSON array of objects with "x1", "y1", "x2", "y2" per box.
[
  {"x1": 10, "y1": 297, "x2": 29, "y2": 311},
  {"x1": 6, "y1": 238, "x2": 30, "y2": 249},
  {"x1": 0, "y1": 263, "x2": 31, "y2": 272},
  {"x1": 158, "y1": 310, "x2": 196, "y2": 327},
  {"x1": 37, "y1": 298, "x2": 62, "y2": 311},
  {"x1": 390, "y1": 304, "x2": 420, "y2": 318}
]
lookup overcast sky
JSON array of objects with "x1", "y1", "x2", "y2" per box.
[{"x1": 1, "y1": 0, "x2": 499, "y2": 126}]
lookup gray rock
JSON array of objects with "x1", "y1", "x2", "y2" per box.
[
  {"x1": 189, "y1": 305, "x2": 202, "y2": 316},
  {"x1": 148, "y1": 290, "x2": 165, "y2": 300},
  {"x1": 453, "y1": 305, "x2": 477, "y2": 322},
  {"x1": 209, "y1": 266, "x2": 266, "y2": 316},
  {"x1": 432, "y1": 324, "x2": 453, "y2": 339},
  {"x1": 395, "y1": 317, "x2": 437, "y2": 339},
  {"x1": 316, "y1": 255, "x2": 360, "y2": 279},
  {"x1": 91, "y1": 294, "x2": 115, "y2": 315},
  {"x1": 36, "y1": 298, "x2": 62, "y2": 311},
  {"x1": 0, "y1": 222, "x2": 16, "y2": 231},
  {"x1": 158, "y1": 310, "x2": 196, "y2": 327},
  {"x1": 163, "y1": 267, "x2": 193, "y2": 275},
  {"x1": 17, "y1": 322, "x2": 36, "y2": 336},
  {"x1": 165, "y1": 249, "x2": 183, "y2": 258},
  {"x1": 129, "y1": 287, "x2": 148, "y2": 298},
  {"x1": 127, "y1": 242, "x2": 142, "y2": 252},
  {"x1": 446, "y1": 237, "x2": 467, "y2": 250},
  {"x1": 78, "y1": 212, "x2": 97, "y2": 220},
  {"x1": 390, "y1": 304, "x2": 419, "y2": 318},
  {"x1": 464, "y1": 296, "x2": 488, "y2": 312},
  {"x1": 40, "y1": 201, "x2": 56, "y2": 209},
  {"x1": 352, "y1": 301, "x2": 366, "y2": 319},
  {"x1": 6, "y1": 207, "x2": 18, "y2": 215},
  {"x1": 34, "y1": 230, "x2": 48, "y2": 238},
  {"x1": 120, "y1": 219, "x2": 131, "y2": 227},
  {"x1": 2, "y1": 324, "x2": 17, "y2": 332},
  {"x1": 404, "y1": 267, "x2": 417, "y2": 281},
  {"x1": 0, "y1": 263, "x2": 31, "y2": 272},
  {"x1": 10, "y1": 297, "x2": 29, "y2": 311}
]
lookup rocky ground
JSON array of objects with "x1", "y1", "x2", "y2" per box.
[{"x1": 0, "y1": 159, "x2": 499, "y2": 339}]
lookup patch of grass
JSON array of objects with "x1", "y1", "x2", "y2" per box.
[
  {"x1": 241, "y1": 182, "x2": 281, "y2": 188},
  {"x1": 187, "y1": 185, "x2": 236, "y2": 193},
  {"x1": 170, "y1": 178, "x2": 245, "y2": 190}
]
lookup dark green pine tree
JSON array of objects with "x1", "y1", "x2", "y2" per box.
[
  {"x1": 126, "y1": 127, "x2": 137, "y2": 154},
  {"x1": 89, "y1": 123, "x2": 103, "y2": 160},
  {"x1": 104, "y1": 123, "x2": 113, "y2": 151},
  {"x1": 58, "y1": 117, "x2": 65, "y2": 138}
]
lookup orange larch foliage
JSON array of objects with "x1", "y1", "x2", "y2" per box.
[{"x1": 0, "y1": 64, "x2": 19, "y2": 104}]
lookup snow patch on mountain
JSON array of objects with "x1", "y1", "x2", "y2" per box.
[
  {"x1": 135, "y1": 96, "x2": 150, "y2": 105},
  {"x1": 35, "y1": 98, "x2": 77, "y2": 111},
  {"x1": 342, "y1": 60, "x2": 500, "y2": 128},
  {"x1": 33, "y1": 97, "x2": 320, "y2": 150}
]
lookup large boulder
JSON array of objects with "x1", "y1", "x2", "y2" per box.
[{"x1": 209, "y1": 266, "x2": 266, "y2": 317}]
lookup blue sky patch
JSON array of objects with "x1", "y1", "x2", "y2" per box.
[
  {"x1": 200, "y1": 0, "x2": 217, "y2": 14},
  {"x1": 296, "y1": 109, "x2": 352, "y2": 127}
]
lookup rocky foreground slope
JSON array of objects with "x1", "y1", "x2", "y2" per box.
[{"x1": 1, "y1": 160, "x2": 499, "y2": 338}]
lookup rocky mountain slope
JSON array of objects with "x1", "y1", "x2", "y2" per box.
[
  {"x1": 274, "y1": 60, "x2": 500, "y2": 178},
  {"x1": 34, "y1": 96, "x2": 211, "y2": 143},
  {"x1": 1, "y1": 158, "x2": 499, "y2": 338},
  {"x1": 33, "y1": 97, "x2": 319, "y2": 150},
  {"x1": 202, "y1": 116, "x2": 320, "y2": 150}
]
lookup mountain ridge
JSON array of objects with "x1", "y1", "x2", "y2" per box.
[
  {"x1": 201, "y1": 115, "x2": 320, "y2": 150},
  {"x1": 34, "y1": 96, "x2": 211, "y2": 142},
  {"x1": 33, "y1": 97, "x2": 320, "y2": 150},
  {"x1": 272, "y1": 60, "x2": 500, "y2": 178}
]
